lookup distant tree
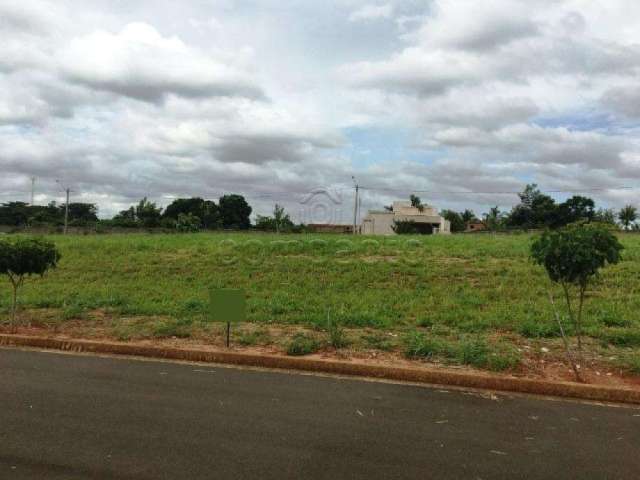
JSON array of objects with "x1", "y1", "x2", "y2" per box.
[
  {"x1": 0, "y1": 238, "x2": 60, "y2": 332},
  {"x1": 409, "y1": 194, "x2": 424, "y2": 212},
  {"x1": 460, "y1": 209, "x2": 476, "y2": 224},
  {"x1": 135, "y1": 197, "x2": 163, "y2": 227},
  {"x1": 0, "y1": 202, "x2": 31, "y2": 226},
  {"x1": 66, "y1": 203, "x2": 99, "y2": 226},
  {"x1": 553, "y1": 196, "x2": 595, "y2": 228},
  {"x1": 531, "y1": 223, "x2": 623, "y2": 355},
  {"x1": 255, "y1": 204, "x2": 294, "y2": 232},
  {"x1": 219, "y1": 195, "x2": 252, "y2": 230},
  {"x1": 29, "y1": 202, "x2": 63, "y2": 226},
  {"x1": 483, "y1": 206, "x2": 504, "y2": 231},
  {"x1": 593, "y1": 208, "x2": 617, "y2": 226},
  {"x1": 162, "y1": 197, "x2": 222, "y2": 230},
  {"x1": 618, "y1": 205, "x2": 637, "y2": 230},
  {"x1": 111, "y1": 206, "x2": 138, "y2": 227},
  {"x1": 440, "y1": 210, "x2": 466, "y2": 233},
  {"x1": 175, "y1": 213, "x2": 201, "y2": 233},
  {"x1": 507, "y1": 184, "x2": 557, "y2": 229}
]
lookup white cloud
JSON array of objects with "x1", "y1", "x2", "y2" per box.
[
  {"x1": 57, "y1": 23, "x2": 263, "y2": 103},
  {"x1": 1, "y1": 0, "x2": 640, "y2": 218}
]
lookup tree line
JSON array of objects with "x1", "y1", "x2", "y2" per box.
[
  {"x1": 440, "y1": 184, "x2": 638, "y2": 233},
  {"x1": 1, "y1": 183, "x2": 637, "y2": 233},
  {"x1": 0, "y1": 194, "x2": 306, "y2": 233}
]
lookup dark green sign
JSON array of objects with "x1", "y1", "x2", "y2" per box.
[{"x1": 209, "y1": 288, "x2": 246, "y2": 324}]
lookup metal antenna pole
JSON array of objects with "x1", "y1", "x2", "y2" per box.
[
  {"x1": 64, "y1": 188, "x2": 70, "y2": 234},
  {"x1": 30, "y1": 177, "x2": 36, "y2": 205},
  {"x1": 57, "y1": 179, "x2": 72, "y2": 235},
  {"x1": 352, "y1": 176, "x2": 359, "y2": 235}
]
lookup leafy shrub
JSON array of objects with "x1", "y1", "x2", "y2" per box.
[
  {"x1": 0, "y1": 237, "x2": 60, "y2": 331},
  {"x1": 286, "y1": 333, "x2": 320, "y2": 356}
]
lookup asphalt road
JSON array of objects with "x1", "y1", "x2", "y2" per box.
[{"x1": 1, "y1": 348, "x2": 639, "y2": 480}]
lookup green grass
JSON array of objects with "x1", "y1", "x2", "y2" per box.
[{"x1": 1, "y1": 232, "x2": 639, "y2": 365}]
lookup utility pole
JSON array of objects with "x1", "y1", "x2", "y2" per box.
[
  {"x1": 352, "y1": 176, "x2": 359, "y2": 235},
  {"x1": 30, "y1": 177, "x2": 36, "y2": 205},
  {"x1": 57, "y1": 179, "x2": 72, "y2": 235},
  {"x1": 64, "y1": 187, "x2": 70, "y2": 234}
]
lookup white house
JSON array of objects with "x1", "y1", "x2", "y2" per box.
[{"x1": 361, "y1": 201, "x2": 451, "y2": 235}]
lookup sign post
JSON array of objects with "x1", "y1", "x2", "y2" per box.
[{"x1": 209, "y1": 289, "x2": 246, "y2": 348}]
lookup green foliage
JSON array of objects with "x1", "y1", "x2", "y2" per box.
[
  {"x1": 403, "y1": 332, "x2": 520, "y2": 371},
  {"x1": 441, "y1": 210, "x2": 466, "y2": 233},
  {"x1": 531, "y1": 223, "x2": 623, "y2": 287},
  {"x1": 236, "y1": 329, "x2": 270, "y2": 346},
  {"x1": 0, "y1": 201, "x2": 97, "y2": 228},
  {"x1": 0, "y1": 237, "x2": 60, "y2": 278},
  {"x1": 286, "y1": 333, "x2": 321, "y2": 356},
  {"x1": 326, "y1": 314, "x2": 349, "y2": 349},
  {"x1": 152, "y1": 318, "x2": 192, "y2": 338},
  {"x1": 392, "y1": 220, "x2": 433, "y2": 235},
  {"x1": 403, "y1": 331, "x2": 449, "y2": 359},
  {"x1": 600, "y1": 328, "x2": 640, "y2": 347},
  {"x1": 255, "y1": 204, "x2": 296, "y2": 232},
  {"x1": 531, "y1": 223, "x2": 623, "y2": 352},
  {"x1": 0, "y1": 237, "x2": 60, "y2": 330},
  {"x1": 409, "y1": 194, "x2": 424, "y2": 212},
  {"x1": 163, "y1": 198, "x2": 221, "y2": 229},
  {"x1": 618, "y1": 205, "x2": 637, "y2": 230},
  {"x1": 361, "y1": 333, "x2": 395, "y2": 351},
  {"x1": 219, "y1": 195, "x2": 252, "y2": 230},
  {"x1": 175, "y1": 213, "x2": 201, "y2": 233}
]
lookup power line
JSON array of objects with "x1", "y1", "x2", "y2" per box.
[{"x1": 358, "y1": 185, "x2": 636, "y2": 195}]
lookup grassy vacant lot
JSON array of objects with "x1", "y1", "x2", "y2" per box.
[{"x1": 1, "y1": 232, "x2": 639, "y2": 376}]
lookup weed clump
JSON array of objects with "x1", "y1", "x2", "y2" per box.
[{"x1": 286, "y1": 333, "x2": 321, "y2": 356}]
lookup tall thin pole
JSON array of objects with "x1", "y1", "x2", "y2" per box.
[
  {"x1": 352, "y1": 176, "x2": 359, "y2": 235},
  {"x1": 64, "y1": 188, "x2": 70, "y2": 235},
  {"x1": 30, "y1": 177, "x2": 36, "y2": 205}
]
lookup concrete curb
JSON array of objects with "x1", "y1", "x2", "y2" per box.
[{"x1": 1, "y1": 334, "x2": 639, "y2": 404}]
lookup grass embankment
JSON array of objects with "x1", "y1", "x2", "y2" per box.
[{"x1": 0, "y1": 232, "x2": 638, "y2": 376}]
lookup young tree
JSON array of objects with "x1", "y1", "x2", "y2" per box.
[
  {"x1": 618, "y1": 205, "x2": 637, "y2": 230},
  {"x1": 0, "y1": 238, "x2": 60, "y2": 332},
  {"x1": 531, "y1": 223, "x2": 623, "y2": 358}
]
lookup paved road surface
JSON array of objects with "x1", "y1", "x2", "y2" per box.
[{"x1": 1, "y1": 348, "x2": 639, "y2": 479}]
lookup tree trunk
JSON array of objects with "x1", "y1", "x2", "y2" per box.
[
  {"x1": 577, "y1": 284, "x2": 586, "y2": 352},
  {"x1": 549, "y1": 292, "x2": 584, "y2": 383},
  {"x1": 10, "y1": 277, "x2": 18, "y2": 334}
]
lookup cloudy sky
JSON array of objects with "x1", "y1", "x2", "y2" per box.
[{"x1": 1, "y1": 0, "x2": 639, "y2": 221}]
